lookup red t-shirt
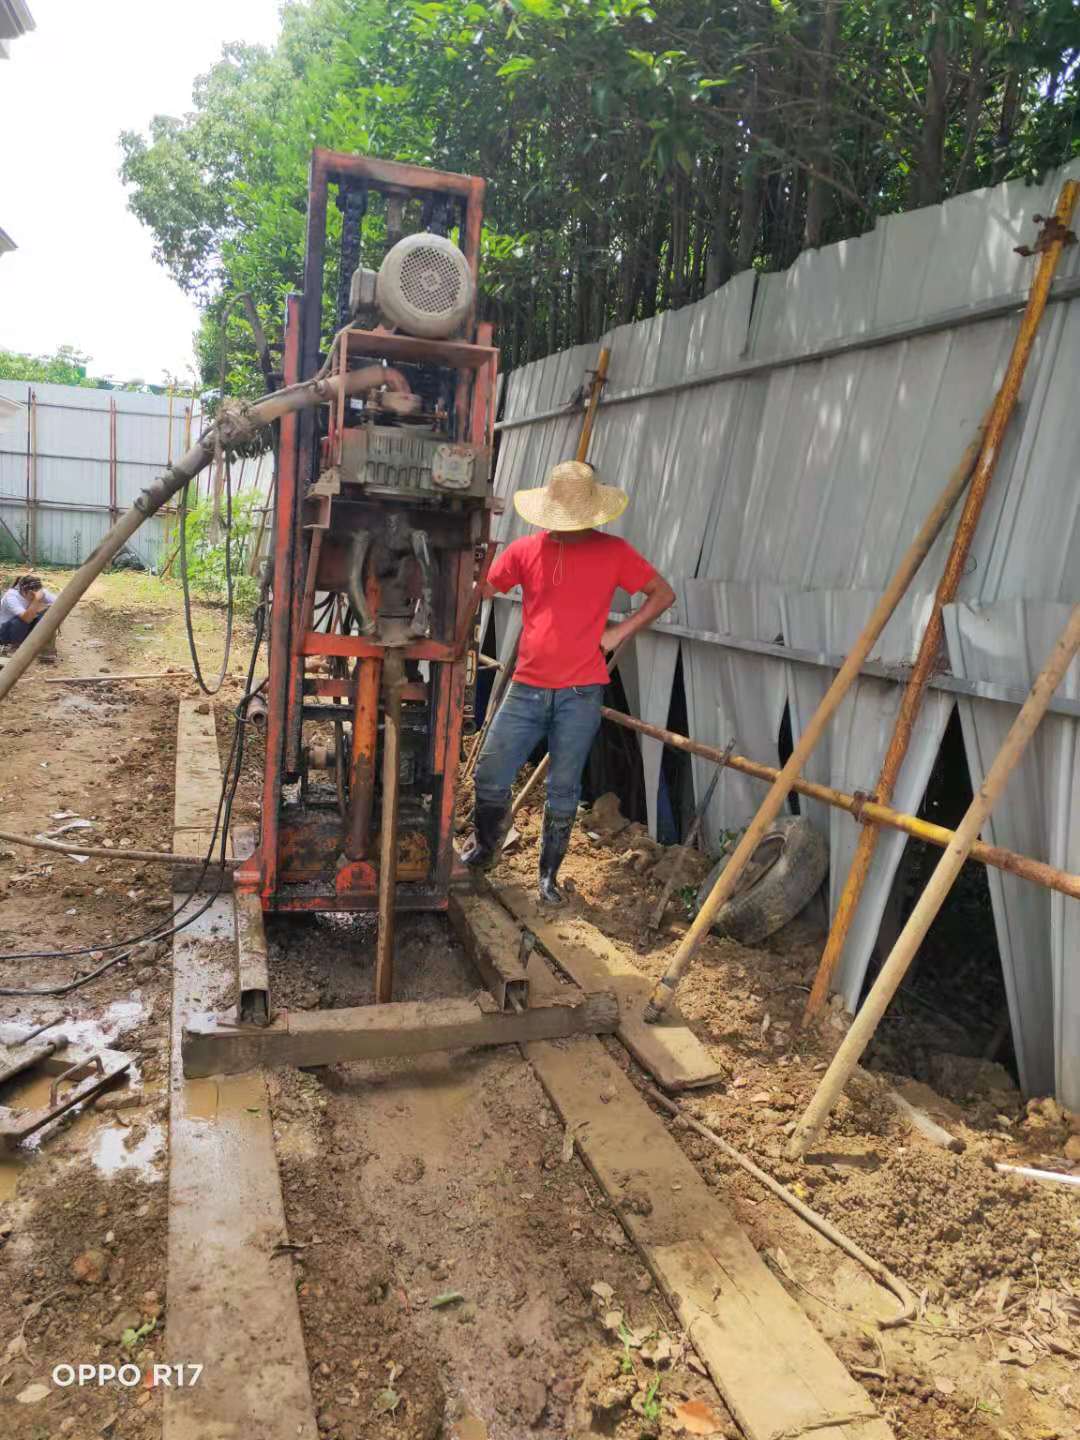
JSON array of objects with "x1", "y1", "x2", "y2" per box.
[{"x1": 487, "y1": 530, "x2": 657, "y2": 688}]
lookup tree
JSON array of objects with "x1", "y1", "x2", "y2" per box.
[
  {"x1": 0, "y1": 345, "x2": 178, "y2": 393},
  {"x1": 119, "y1": 0, "x2": 1080, "y2": 380},
  {"x1": 0, "y1": 345, "x2": 104, "y2": 388}
]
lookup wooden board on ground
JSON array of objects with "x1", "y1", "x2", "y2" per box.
[
  {"x1": 494, "y1": 881, "x2": 726, "y2": 1091},
  {"x1": 447, "y1": 889, "x2": 530, "y2": 1009},
  {"x1": 522, "y1": 959, "x2": 894, "y2": 1440},
  {"x1": 183, "y1": 988, "x2": 619, "y2": 1076},
  {"x1": 165, "y1": 699, "x2": 317, "y2": 1440}
]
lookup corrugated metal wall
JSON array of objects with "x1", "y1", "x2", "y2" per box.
[
  {"x1": 490, "y1": 159, "x2": 1080, "y2": 1105},
  {"x1": 0, "y1": 381, "x2": 206, "y2": 570}
]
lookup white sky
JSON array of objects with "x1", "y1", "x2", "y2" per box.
[{"x1": 0, "y1": 0, "x2": 285, "y2": 386}]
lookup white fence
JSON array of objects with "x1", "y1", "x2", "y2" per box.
[
  {"x1": 490, "y1": 159, "x2": 1080, "y2": 1106},
  {"x1": 0, "y1": 381, "x2": 269, "y2": 572}
]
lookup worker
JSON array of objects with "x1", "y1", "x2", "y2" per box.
[
  {"x1": 0, "y1": 574, "x2": 57, "y2": 657},
  {"x1": 463, "y1": 460, "x2": 675, "y2": 904}
]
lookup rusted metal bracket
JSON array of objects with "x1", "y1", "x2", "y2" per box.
[
  {"x1": 1014, "y1": 213, "x2": 1077, "y2": 257},
  {"x1": 0, "y1": 1038, "x2": 130, "y2": 1151}
]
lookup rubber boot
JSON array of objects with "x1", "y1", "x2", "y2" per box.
[
  {"x1": 538, "y1": 806, "x2": 574, "y2": 906},
  {"x1": 460, "y1": 801, "x2": 511, "y2": 871}
]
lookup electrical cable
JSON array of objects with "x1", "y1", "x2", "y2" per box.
[
  {"x1": 179, "y1": 446, "x2": 235, "y2": 695},
  {"x1": 0, "y1": 603, "x2": 267, "y2": 995}
]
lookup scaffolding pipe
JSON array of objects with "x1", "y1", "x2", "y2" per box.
[
  {"x1": 804, "y1": 180, "x2": 1080, "y2": 1024},
  {"x1": 788, "y1": 602, "x2": 1080, "y2": 1159},
  {"x1": 643, "y1": 424, "x2": 987, "y2": 1023},
  {"x1": 597, "y1": 706, "x2": 1080, "y2": 902}
]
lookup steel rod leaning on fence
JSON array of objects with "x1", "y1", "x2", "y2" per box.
[
  {"x1": 803, "y1": 179, "x2": 1080, "y2": 1025},
  {"x1": 597, "y1": 707, "x2": 1080, "y2": 900},
  {"x1": 787, "y1": 601, "x2": 1080, "y2": 1159},
  {"x1": 641, "y1": 421, "x2": 987, "y2": 1024}
]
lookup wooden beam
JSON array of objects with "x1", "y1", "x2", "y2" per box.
[
  {"x1": 493, "y1": 882, "x2": 725, "y2": 1091},
  {"x1": 447, "y1": 889, "x2": 530, "y2": 1010},
  {"x1": 182, "y1": 989, "x2": 619, "y2": 1077},
  {"x1": 165, "y1": 700, "x2": 317, "y2": 1440},
  {"x1": 522, "y1": 1023, "x2": 894, "y2": 1440}
]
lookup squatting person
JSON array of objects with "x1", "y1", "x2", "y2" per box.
[
  {"x1": 462, "y1": 460, "x2": 675, "y2": 904},
  {"x1": 0, "y1": 574, "x2": 57, "y2": 657}
]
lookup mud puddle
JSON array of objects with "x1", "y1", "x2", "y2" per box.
[{"x1": 0, "y1": 997, "x2": 160, "y2": 1200}]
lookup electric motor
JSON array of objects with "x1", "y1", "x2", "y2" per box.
[{"x1": 376, "y1": 232, "x2": 474, "y2": 339}]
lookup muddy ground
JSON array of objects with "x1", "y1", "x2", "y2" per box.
[{"x1": 1, "y1": 572, "x2": 1078, "y2": 1440}]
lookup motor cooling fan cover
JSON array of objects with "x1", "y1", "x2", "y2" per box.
[{"x1": 376, "y1": 232, "x2": 475, "y2": 339}]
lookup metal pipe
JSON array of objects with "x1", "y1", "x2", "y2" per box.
[
  {"x1": 347, "y1": 656, "x2": 382, "y2": 859},
  {"x1": 599, "y1": 705, "x2": 1080, "y2": 900},
  {"x1": 575, "y1": 347, "x2": 610, "y2": 464},
  {"x1": 788, "y1": 602, "x2": 1080, "y2": 1159},
  {"x1": 0, "y1": 361, "x2": 406, "y2": 708},
  {"x1": 804, "y1": 180, "x2": 1080, "y2": 1024},
  {"x1": 374, "y1": 652, "x2": 405, "y2": 1004},
  {"x1": 0, "y1": 827, "x2": 234, "y2": 868},
  {"x1": 493, "y1": 274, "x2": 1080, "y2": 435},
  {"x1": 643, "y1": 424, "x2": 986, "y2": 1023}
]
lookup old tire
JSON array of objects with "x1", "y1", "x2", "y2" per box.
[{"x1": 695, "y1": 815, "x2": 828, "y2": 946}]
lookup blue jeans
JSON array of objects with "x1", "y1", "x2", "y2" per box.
[
  {"x1": 0, "y1": 614, "x2": 37, "y2": 647},
  {"x1": 475, "y1": 682, "x2": 604, "y2": 818}
]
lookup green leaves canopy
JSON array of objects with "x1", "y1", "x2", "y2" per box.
[{"x1": 120, "y1": 0, "x2": 1080, "y2": 386}]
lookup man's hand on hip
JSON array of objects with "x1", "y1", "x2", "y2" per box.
[{"x1": 600, "y1": 623, "x2": 629, "y2": 655}]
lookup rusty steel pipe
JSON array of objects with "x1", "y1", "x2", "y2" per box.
[
  {"x1": 374, "y1": 653, "x2": 405, "y2": 1005},
  {"x1": 789, "y1": 603, "x2": 1080, "y2": 1158},
  {"x1": 598, "y1": 707, "x2": 1080, "y2": 902},
  {"x1": 347, "y1": 657, "x2": 382, "y2": 859},
  {"x1": 0, "y1": 363, "x2": 412, "y2": 709},
  {"x1": 803, "y1": 179, "x2": 1080, "y2": 1025}
]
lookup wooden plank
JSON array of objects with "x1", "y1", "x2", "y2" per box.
[
  {"x1": 494, "y1": 881, "x2": 726, "y2": 1091},
  {"x1": 522, "y1": 1028, "x2": 894, "y2": 1440},
  {"x1": 447, "y1": 889, "x2": 530, "y2": 1010},
  {"x1": 166, "y1": 699, "x2": 317, "y2": 1440},
  {"x1": 182, "y1": 989, "x2": 619, "y2": 1077},
  {"x1": 173, "y1": 703, "x2": 225, "y2": 832}
]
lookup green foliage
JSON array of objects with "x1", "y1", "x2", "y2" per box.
[
  {"x1": 119, "y1": 0, "x2": 1080, "y2": 380},
  {"x1": 641, "y1": 1377, "x2": 662, "y2": 1425},
  {"x1": 172, "y1": 487, "x2": 263, "y2": 613},
  {"x1": 0, "y1": 344, "x2": 176, "y2": 394}
]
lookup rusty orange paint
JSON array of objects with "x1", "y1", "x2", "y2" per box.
[{"x1": 347, "y1": 656, "x2": 382, "y2": 860}]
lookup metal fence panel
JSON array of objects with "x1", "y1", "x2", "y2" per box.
[
  {"x1": 681, "y1": 580, "x2": 788, "y2": 850},
  {"x1": 0, "y1": 379, "x2": 212, "y2": 569},
  {"x1": 944, "y1": 600, "x2": 1080, "y2": 1105},
  {"x1": 779, "y1": 590, "x2": 955, "y2": 1009}
]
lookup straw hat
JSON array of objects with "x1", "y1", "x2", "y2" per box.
[{"x1": 513, "y1": 461, "x2": 628, "y2": 531}]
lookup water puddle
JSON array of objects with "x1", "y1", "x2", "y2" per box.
[
  {"x1": 0, "y1": 999, "x2": 152, "y2": 1199},
  {"x1": 183, "y1": 1072, "x2": 264, "y2": 1122},
  {"x1": 92, "y1": 1120, "x2": 164, "y2": 1180}
]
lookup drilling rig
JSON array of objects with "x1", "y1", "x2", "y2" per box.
[
  {"x1": 178, "y1": 150, "x2": 622, "y2": 1078},
  {"x1": 231, "y1": 150, "x2": 498, "y2": 1022}
]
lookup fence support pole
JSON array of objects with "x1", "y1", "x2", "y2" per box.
[
  {"x1": 788, "y1": 603, "x2": 1080, "y2": 1159},
  {"x1": 803, "y1": 179, "x2": 1080, "y2": 1024}
]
